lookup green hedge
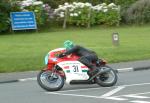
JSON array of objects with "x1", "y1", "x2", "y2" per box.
[
  {"x1": 0, "y1": 0, "x2": 148, "y2": 33},
  {"x1": 124, "y1": 0, "x2": 150, "y2": 24},
  {"x1": 0, "y1": 0, "x2": 53, "y2": 33},
  {"x1": 41, "y1": 0, "x2": 138, "y2": 8},
  {"x1": 0, "y1": 1, "x2": 21, "y2": 33},
  {"x1": 42, "y1": 0, "x2": 138, "y2": 24},
  {"x1": 54, "y1": 2, "x2": 120, "y2": 27}
]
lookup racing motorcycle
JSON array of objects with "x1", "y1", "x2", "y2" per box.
[{"x1": 37, "y1": 48, "x2": 117, "y2": 91}]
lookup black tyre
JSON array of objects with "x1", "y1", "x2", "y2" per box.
[
  {"x1": 96, "y1": 65, "x2": 117, "y2": 87},
  {"x1": 37, "y1": 70, "x2": 64, "y2": 91}
]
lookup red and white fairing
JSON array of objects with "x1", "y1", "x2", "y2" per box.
[
  {"x1": 57, "y1": 61, "x2": 89, "y2": 84},
  {"x1": 46, "y1": 48, "x2": 90, "y2": 84}
]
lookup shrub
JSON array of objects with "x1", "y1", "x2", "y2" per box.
[
  {"x1": 54, "y1": 2, "x2": 120, "y2": 27},
  {"x1": 41, "y1": 0, "x2": 95, "y2": 8},
  {"x1": 114, "y1": 0, "x2": 138, "y2": 24},
  {"x1": 93, "y1": 3, "x2": 120, "y2": 26},
  {"x1": 0, "y1": 1, "x2": 10, "y2": 32},
  {"x1": 0, "y1": 0, "x2": 21, "y2": 32},
  {"x1": 124, "y1": 0, "x2": 150, "y2": 24},
  {"x1": 42, "y1": 0, "x2": 65, "y2": 9},
  {"x1": 115, "y1": 0, "x2": 138, "y2": 6},
  {"x1": 19, "y1": 0, "x2": 54, "y2": 27}
]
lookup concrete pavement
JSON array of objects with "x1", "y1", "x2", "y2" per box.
[{"x1": 0, "y1": 59, "x2": 150, "y2": 83}]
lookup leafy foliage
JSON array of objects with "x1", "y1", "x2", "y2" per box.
[
  {"x1": 124, "y1": 0, "x2": 150, "y2": 24},
  {"x1": 54, "y1": 2, "x2": 120, "y2": 26},
  {"x1": 0, "y1": 1, "x2": 20, "y2": 32},
  {"x1": 19, "y1": 0, "x2": 54, "y2": 27}
]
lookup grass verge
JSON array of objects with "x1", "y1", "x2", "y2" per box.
[{"x1": 0, "y1": 26, "x2": 150, "y2": 72}]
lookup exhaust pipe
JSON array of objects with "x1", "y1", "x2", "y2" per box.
[
  {"x1": 99, "y1": 68, "x2": 111, "y2": 75},
  {"x1": 89, "y1": 68, "x2": 111, "y2": 81}
]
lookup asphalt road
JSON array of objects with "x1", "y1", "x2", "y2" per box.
[{"x1": 0, "y1": 70, "x2": 150, "y2": 103}]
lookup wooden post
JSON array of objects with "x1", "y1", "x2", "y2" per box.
[
  {"x1": 87, "y1": 8, "x2": 91, "y2": 28},
  {"x1": 63, "y1": 8, "x2": 68, "y2": 29},
  {"x1": 117, "y1": 5, "x2": 121, "y2": 27}
]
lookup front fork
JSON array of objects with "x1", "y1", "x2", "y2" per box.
[{"x1": 42, "y1": 65, "x2": 65, "y2": 78}]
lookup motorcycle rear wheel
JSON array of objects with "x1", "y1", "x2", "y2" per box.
[
  {"x1": 96, "y1": 65, "x2": 117, "y2": 87},
  {"x1": 37, "y1": 70, "x2": 64, "y2": 91}
]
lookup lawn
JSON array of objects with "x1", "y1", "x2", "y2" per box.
[{"x1": 0, "y1": 26, "x2": 150, "y2": 73}]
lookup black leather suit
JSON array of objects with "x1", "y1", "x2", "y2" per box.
[{"x1": 59, "y1": 45, "x2": 99, "y2": 72}]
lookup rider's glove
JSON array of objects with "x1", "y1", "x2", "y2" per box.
[{"x1": 57, "y1": 53, "x2": 66, "y2": 58}]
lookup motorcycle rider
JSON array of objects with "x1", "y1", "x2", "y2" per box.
[{"x1": 58, "y1": 40, "x2": 101, "y2": 77}]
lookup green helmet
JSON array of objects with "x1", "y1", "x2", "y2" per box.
[{"x1": 64, "y1": 40, "x2": 74, "y2": 50}]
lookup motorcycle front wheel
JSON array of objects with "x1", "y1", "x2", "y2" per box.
[
  {"x1": 37, "y1": 70, "x2": 64, "y2": 91},
  {"x1": 96, "y1": 65, "x2": 117, "y2": 87}
]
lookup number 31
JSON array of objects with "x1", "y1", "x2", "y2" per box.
[{"x1": 72, "y1": 65, "x2": 79, "y2": 72}]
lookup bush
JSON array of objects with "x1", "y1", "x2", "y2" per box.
[
  {"x1": 0, "y1": 0, "x2": 54, "y2": 32},
  {"x1": 54, "y1": 2, "x2": 120, "y2": 27},
  {"x1": 19, "y1": 0, "x2": 54, "y2": 27},
  {"x1": 42, "y1": 0, "x2": 65, "y2": 8},
  {"x1": 115, "y1": 0, "x2": 137, "y2": 6},
  {"x1": 42, "y1": 0, "x2": 138, "y2": 8},
  {"x1": 124, "y1": 0, "x2": 150, "y2": 24},
  {"x1": 0, "y1": 1, "x2": 10, "y2": 32},
  {"x1": 114, "y1": 0, "x2": 138, "y2": 24},
  {"x1": 93, "y1": 3, "x2": 120, "y2": 26},
  {"x1": 0, "y1": 0, "x2": 21, "y2": 32}
]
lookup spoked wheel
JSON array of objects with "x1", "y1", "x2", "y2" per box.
[
  {"x1": 96, "y1": 65, "x2": 117, "y2": 87},
  {"x1": 37, "y1": 70, "x2": 64, "y2": 91}
]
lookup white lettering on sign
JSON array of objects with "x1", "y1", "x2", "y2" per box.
[
  {"x1": 15, "y1": 14, "x2": 30, "y2": 17},
  {"x1": 14, "y1": 18, "x2": 33, "y2": 21}
]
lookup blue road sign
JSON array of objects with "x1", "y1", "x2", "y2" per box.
[{"x1": 10, "y1": 12, "x2": 37, "y2": 30}]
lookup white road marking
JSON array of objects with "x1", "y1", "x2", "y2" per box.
[
  {"x1": 124, "y1": 95, "x2": 149, "y2": 99},
  {"x1": 115, "y1": 92, "x2": 150, "y2": 97},
  {"x1": 57, "y1": 87, "x2": 111, "y2": 93},
  {"x1": 101, "y1": 92, "x2": 150, "y2": 101},
  {"x1": 101, "y1": 86, "x2": 125, "y2": 97},
  {"x1": 46, "y1": 92, "x2": 101, "y2": 99},
  {"x1": 102, "y1": 96, "x2": 127, "y2": 101},
  {"x1": 105, "y1": 92, "x2": 150, "y2": 101},
  {"x1": 46, "y1": 92, "x2": 127, "y2": 100},
  {"x1": 45, "y1": 83, "x2": 150, "y2": 101},
  {"x1": 130, "y1": 100, "x2": 150, "y2": 103},
  {"x1": 57, "y1": 82, "x2": 150, "y2": 93},
  {"x1": 121, "y1": 82, "x2": 150, "y2": 87},
  {"x1": 46, "y1": 91, "x2": 150, "y2": 101}
]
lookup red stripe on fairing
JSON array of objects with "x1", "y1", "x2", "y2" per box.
[
  {"x1": 81, "y1": 66, "x2": 87, "y2": 68},
  {"x1": 64, "y1": 66, "x2": 69, "y2": 69}
]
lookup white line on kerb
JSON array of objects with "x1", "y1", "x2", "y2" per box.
[
  {"x1": 101, "y1": 86, "x2": 125, "y2": 97},
  {"x1": 18, "y1": 77, "x2": 36, "y2": 82},
  {"x1": 117, "y1": 67, "x2": 133, "y2": 73}
]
